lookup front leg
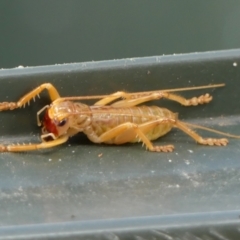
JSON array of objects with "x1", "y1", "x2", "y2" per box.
[
  {"x1": 0, "y1": 83, "x2": 60, "y2": 111},
  {"x1": 86, "y1": 120, "x2": 175, "y2": 152},
  {"x1": 0, "y1": 135, "x2": 69, "y2": 152}
]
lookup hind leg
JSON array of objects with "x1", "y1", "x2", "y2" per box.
[{"x1": 175, "y1": 121, "x2": 228, "y2": 146}]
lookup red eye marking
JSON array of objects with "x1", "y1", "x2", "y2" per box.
[{"x1": 43, "y1": 110, "x2": 58, "y2": 136}]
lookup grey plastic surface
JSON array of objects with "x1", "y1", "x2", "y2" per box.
[{"x1": 0, "y1": 50, "x2": 240, "y2": 239}]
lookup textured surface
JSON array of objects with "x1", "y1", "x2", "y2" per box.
[{"x1": 0, "y1": 50, "x2": 240, "y2": 238}]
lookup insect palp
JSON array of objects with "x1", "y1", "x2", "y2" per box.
[
  {"x1": 37, "y1": 105, "x2": 49, "y2": 126},
  {"x1": 41, "y1": 133, "x2": 57, "y2": 141}
]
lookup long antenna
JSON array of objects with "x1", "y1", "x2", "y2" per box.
[{"x1": 58, "y1": 83, "x2": 225, "y2": 101}]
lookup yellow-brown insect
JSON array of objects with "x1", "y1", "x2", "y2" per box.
[{"x1": 0, "y1": 83, "x2": 239, "y2": 152}]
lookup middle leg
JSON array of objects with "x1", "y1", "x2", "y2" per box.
[
  {"x1": 96, "y1": 119, "x2": 175, "y2": 152},
  {"x1": 111, "y1": 92, "x2": 212, "y2": 108}
]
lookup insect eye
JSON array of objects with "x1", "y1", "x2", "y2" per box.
[{"x1": 57, "y1": 119, "x2": 67, "y2": 127}]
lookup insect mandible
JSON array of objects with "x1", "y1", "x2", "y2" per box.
[{"x1": 0, "y1": 83, "x2": 239, "y2": 152}]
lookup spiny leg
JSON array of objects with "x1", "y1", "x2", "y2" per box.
[
  {"x1": 98, "y1": 120, "x2": 175, "y2": 152},
  {"x1": 175, "y1": 121, "x2": 228, "y2": 146},
  {"x1": 0, "y1": 135, "x2": 69, "y2": 152},
  {"x1": 0, "y1": 83, "x2": 60, "y2": 111}
]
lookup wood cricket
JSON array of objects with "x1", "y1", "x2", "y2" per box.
[{"x1": 0, "y1": 83, "x2": 239, "y2": 152}]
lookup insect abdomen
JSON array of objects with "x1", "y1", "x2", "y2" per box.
[{"x1": 89, "y1": 105, "x2": 177, "y2": 143}]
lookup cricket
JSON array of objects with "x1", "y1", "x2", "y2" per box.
[{"x1": 0, "y1": 82, "x2": 239, "y2": 152}]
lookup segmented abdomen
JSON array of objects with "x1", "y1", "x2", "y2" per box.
[{"x1": 89, "y1": 105, "x2": 177, "y2": 142}]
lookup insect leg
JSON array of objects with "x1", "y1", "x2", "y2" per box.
[
  {"x1": 111, "y1": 92, "x2": 212, "y2": 108},
  {"x1": 111, "y1": 93, "x2": 165, "y2": 107},
  {"x1": 98, "y1": 120, "x2": 175, "y2": 152},
  {"x1": 0, "y1": 135, "x2": 69, "y2": 152},
  {"x1": 94, "y1": 91, "x2": 131, "y2": 106},
  {"x1": 175, "y1": 121, "x2": 228, "y2": 146},
  {"x1": 0, "y1": 83, "x2": 60, "y2": 111},
  {"x1": 161, "y1": 92, "x2": 212, "y2": 106}
]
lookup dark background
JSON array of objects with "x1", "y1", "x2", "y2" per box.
[{"x1": 1, "y1": 1, "x2": 240, "y2": 69}]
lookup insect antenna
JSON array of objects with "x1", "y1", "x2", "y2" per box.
[
  {"x1": 160, "y1": 83, "x2": 225, "y2": 93},
  {"x1": 54, "y1": 83, "x2": 225, "y2": 101}
]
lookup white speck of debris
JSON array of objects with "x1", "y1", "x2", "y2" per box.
[
  {"x1": 151, "y1": 170, "x2": 155, "y2": 173},
  {"x1": 182, "y1": 172, "x2": 190, "y2": 179},
  {"x1": 233, "y1": 62, "x2": 238, "y2": 67},
  {"x1": 169, "y1": 159, "x2": 172, "y2": 162},
  {"x1": 68, "y1": 144, "x2": 71, "y2": 147},
  {"x1": 176, "y1": 184, "x2": 180, "y2": 188},
  {"x1": 175, "y1": 152, "x2": 179, "y2": 155},
  {"x1": 72, "y1": 150, "x2": 75, "y2": 153},
  {"x1": 49, "y1": 159, "x2": 52, "y2": 162},
  {"x1": 59, "y1": 159, "x2": 62, "y2": 162},
  {"x1": 188, "y1": 149, "x2": 193, "y2": 153},
  {"x1": 184, "y1": 159, "x2": 190, "y2": 165}
]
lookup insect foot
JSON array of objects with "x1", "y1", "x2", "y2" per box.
[
  {"x1": 0, "y1": 102, "x2": 18, "y2": 111},
  {"x1": 0, "y1": 145, "x2": 7, "y2": 152},
  {"x1": 187, "y1": 93, "x2": 212, "y2": 106},
  {"x1": 199, "y1": 138, "x2": 228, "y2": 146},
  {"x1": 150, "y1": 145, "x2": 174, "y2": 152}
]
